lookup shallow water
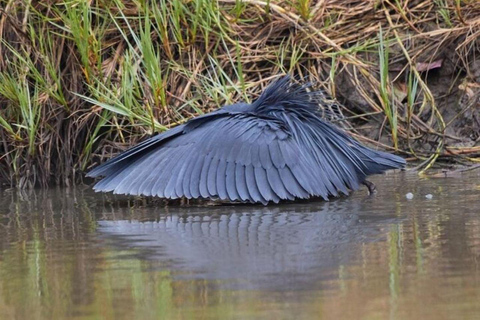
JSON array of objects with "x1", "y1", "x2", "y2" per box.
[{"x1": 0, "y1": 172, "x2": 479, "y2": 319}]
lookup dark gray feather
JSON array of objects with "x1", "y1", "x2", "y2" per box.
[
  {"x1": 216, "y1": 158, "x2": 228, "y2": 200},
  {"x1": 235, "y1": 164, "x2": 250, "y2": 202},
  {"x1": 207, "y1": 157, "x2": 219, "y2": 197},
  {"x1": 245, "y1": 164, "x2": 265, "y2": 204},
  {"x1": 199, "y1": 153, "x2": 214, "y2": 198},
  {"x1": 226, "y1": 161, "x2": 239, "y2": 201}
]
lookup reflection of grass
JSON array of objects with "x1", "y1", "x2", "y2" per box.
[
  {"x1": 388, "y1": 225, "x2": 400, "y2": 318},
  {"x1": 0, "y1": 242, "x2": 284, "y2": 319}
]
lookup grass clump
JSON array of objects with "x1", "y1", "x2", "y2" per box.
[{"x1": 0, "y1": 0, "x2": 479, "y2": 188}]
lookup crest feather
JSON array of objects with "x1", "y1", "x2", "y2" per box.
[{"x1": 251, "y1": 75, "x2": 325, "y2": 115}]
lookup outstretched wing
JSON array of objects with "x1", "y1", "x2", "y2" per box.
[
  {"x1": 89, "y1": 75, "x2": 406, "y2": 204},
  {"x1": 89, "y1": 114, "x2": 331, "y2": 204}
]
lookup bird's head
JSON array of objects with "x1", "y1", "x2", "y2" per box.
[
  {"x1": 248, "y1": 75, "x2": 327, "y2": 118},
  {"x1": 218, "y1": 76, "x2": 337, "y2": 121}
]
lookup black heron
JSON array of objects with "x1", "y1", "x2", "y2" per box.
[{"x1": 88, "y1": 76, "x2": 405, "y2": 204}]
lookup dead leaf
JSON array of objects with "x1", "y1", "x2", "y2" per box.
[
  {"x1": 416, "y1": 59, "x2": 443, "y2": 72},
  {"x1": 393, "y1": 82, "x2": 407, "y2": 101}
]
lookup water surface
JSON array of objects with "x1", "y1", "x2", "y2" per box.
[{"x1": 0, "y1": 172, "x2": 479, "y2": 319}]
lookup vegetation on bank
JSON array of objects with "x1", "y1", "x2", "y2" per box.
[{"x1": 0, "y1": 0, "x2": 479, "y2": 188}]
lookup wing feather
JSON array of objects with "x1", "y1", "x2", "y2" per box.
[
  {"x1": 266, "y1": 166, "x2": 293, "y2": 200},
  {"x1": 111, "y1": 154, "x2": 156, "y2": 195},
  {"x1": 189, "y1": 157, "x2": 204, "y2": 198},
  {"x1": 164, "y1": 145, "x2": 192, "y2": 199},
  {"x1": 259, "y1": 142, "x2": 273, "y2": 170},
  {"x1": 216, "y1": 158, "x2": 228, "y2": 200},
  {"x1": 174, "y1": 147, "x2": 195, "y2": 198},
  {"x1": 207, "y1": 157, "x2": 219, "y2": 196},
  {"x1": 250, "y1": 143, "x2": 261, "y2": 168},
  {"x1": 135, "y1": 149, "x2": 171, "y2": 196},
  {"x1": 268, "y1": 140, "x2": 285, "y2": 168},
  {"x1": 129, "y1": 148, "x2": 169, "y2": 195},
  {"x1": 245, "y1": 164, "x2": 265, "y2": 204},
  {"x1": 199, "y1": 153, "x2": 214, "y2": 198},
  {"x1": 278, "y1": 140, "x2": 298, "y2": 168},
  {"x1": 235, "y1": 164, "x2": 250, "y2": 202},
  {"x1": 278, "y1": 167, "x2": 309, "y2": 199},
  {"x1": 254, "y1": 166, "x2": 280, "y2": 203},
  {"x1": 93, "y1": 164, "x2": 129, "y2": 192},
  {"x1": 226, "y1": 161, "x2": 240, "y2": 201},
  {"x1": 179, "y1": 150, "x2": 197, "y2": 199},
  {"x1": 150, "y1": 146, "x2": 185, "y2": 198}
]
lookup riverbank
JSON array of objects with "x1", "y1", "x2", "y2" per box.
[{"x1": 0, "y1": 0, "x2": 479, "y2": 188}]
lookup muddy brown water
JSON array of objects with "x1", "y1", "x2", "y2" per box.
[{"x1": 0, "y1": 172, "x2": 479, "y2": 319}]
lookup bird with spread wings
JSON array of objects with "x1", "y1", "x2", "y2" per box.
[{"x1": 88, "y1": 76, "x2": 405, "y2": 204}]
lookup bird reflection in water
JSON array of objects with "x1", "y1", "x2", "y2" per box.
[{"x1": 98, "y1": 198, "x2": 399, "y2": 291}]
